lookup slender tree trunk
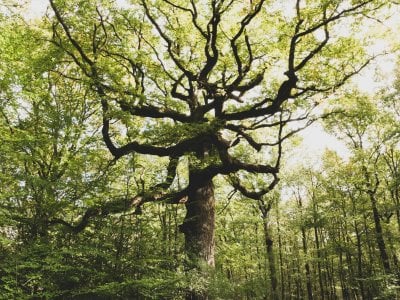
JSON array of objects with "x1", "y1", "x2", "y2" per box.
[
  {"x1": 395, "y1": 189, "x2": 400, "y2": 233},
  {"x1": 313, "y1": 218, "x2": 324, "y2": 299},
  {"x1": 384, "y1": 151, "x2": 400, "y2": 233},
  {"x1": 362, "y1": 165, "x2": 391, "y2": 274},
  {"x1": 339, "y1": 247, "x2": 348, "y2": 299},
  {"x1": 385, "y1": 227, "x2": 400, "y2": 283},
  {"x1": 388, "y1": 187, "x2": 400, "y2": 233},
  {"x1": 158, "y1": 204, "x2": 169, "y2": 256},
  {"x1": 301, "y1": 227, "x2": 314, "y2": 300},
  {"x1": 264, "y1": 220, "x2": 279, "y2": 300},
  {"x1": 363, "y1": 214, "x2": 374, "y2": 271},
  {"x1": 297, "y1": 194, "x2": 313, "y2": 300},
  {"x1": 173, "y1": 205, "x2": 179, "y2": 260},
  {"x1": 355, "y1": 222, "x2": 366, "y2": 299},
  {"x1": 369, "y1": 192, "x2": 391, "y2": 274},
  {"x1": 180, "y1": 178, "x2": 215, "y2": 300},
  {"x1": 276, "y1": 208, "x2": 285, "y2": 300},
  {"x1": 296, "y1": 256, "x2": 304, "y2": 300},
  {"x1": 329, "y1": 257, "x2": 337, "y2": 299}
]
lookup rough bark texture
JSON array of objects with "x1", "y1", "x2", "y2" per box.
[
  {"x1": 181, "y1": 180, "x2": 215, "y2": 266},
  {"x1": 180, "y1": 178, "x2": 215, "y2": 300}
]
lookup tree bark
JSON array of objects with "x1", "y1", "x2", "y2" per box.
[
  {"x1": 180, "y1": 177, "x2": 215, "y2": 300},
  {"x1": 276, "y1": 208, "x2": 285, "y2": 300},
  {"x1": 362, "y1": 165, "x2": 391, "y2": 274},
  {"x1": 182, "y1": 179, "x2": 215, "y2": 266},
  {"x1": 355, "y1": 222, "x2": 366, "y2": 299},
  {"x1": 369, "y1": 192, "x2": 391, "y2": 274},
  {"x1": 264, "y1": 220, "x2": 279, "y2": 300},
  {"x1": 301, "y1": 226, "x2": 314, "y2": 300},
  {"x1": 297, "y1": 194, "x2": 313, "y2": 300},
  {"x1": 311, "y1": 202, "x2": 324, "y2": 300}
]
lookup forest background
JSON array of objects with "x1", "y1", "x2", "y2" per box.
[{"x1": 1, "y1": 0, "x2": 400, "y2": 299}]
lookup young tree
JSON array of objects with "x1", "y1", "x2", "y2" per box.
[{"x1": 324, "y1": 90, "x2": 400, "y2": 296}]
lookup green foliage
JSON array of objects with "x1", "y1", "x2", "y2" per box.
[
  {"x1": 1, "y1": 1, "x2": 399, "y2": 299},
  {"x1": 0, "y1": 206, "x2": 189, "y2": 299}
]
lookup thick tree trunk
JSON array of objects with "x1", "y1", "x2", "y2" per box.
[
  {"x1": 182, "y1": 180, "x2": 215, "y2": 266},
  {"x1": 180, "y1": 179, "x2": 215, "y2": 300}
]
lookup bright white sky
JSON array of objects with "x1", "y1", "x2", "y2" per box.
[
  {"x1": 20, "y1": 0, "x2": 47, "y2": 18},
  {"x1": 20, "y1": 0, "x2": 400, "y2": 163}
]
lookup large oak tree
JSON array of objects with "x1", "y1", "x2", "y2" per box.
[{"x1": 44, "y1": 0, "x2": 388, "y2": 298}]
